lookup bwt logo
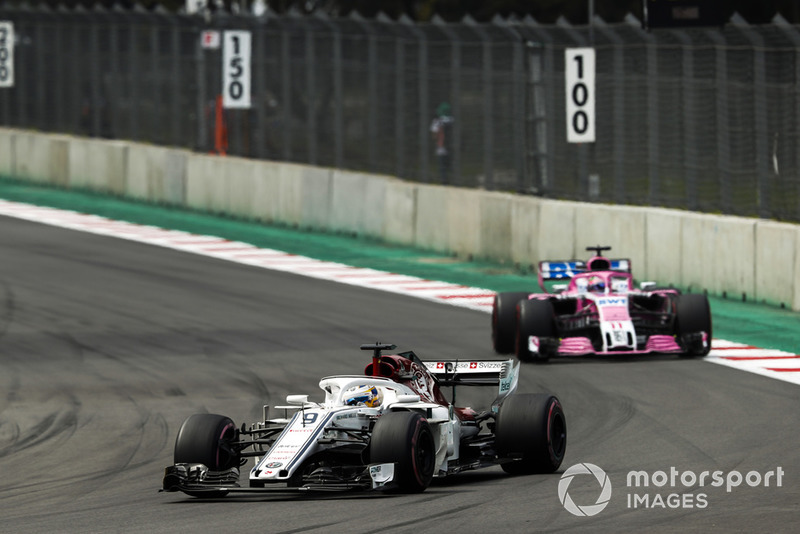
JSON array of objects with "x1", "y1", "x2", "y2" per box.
[
  {"x1": 597, "y1": 297, "x2": 626, "y2": 306},
  {"x1": 558, "y1": 463, "x2": 612, "y2": 517}
]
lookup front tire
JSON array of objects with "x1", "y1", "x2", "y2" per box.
[
  {"x1": 492, "y1": 292, "x2": 530, "y2": 354},
  {"x1": 516, "y1": 299, "x2": 556, "y2": 363},
  {"x1": 675, "y1": 293, "x2": 712, "y2": 357},
  {"x1": 370, "y1": 411, "x2": 435, "y2": 493},
  {"x1": 174, "y1": 414, "x2": 239, "y2": 498},
  {"x1": 495, "y1": 394, "x2": 566, "y2": 475}
]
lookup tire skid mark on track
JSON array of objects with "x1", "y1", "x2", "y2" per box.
[
  {"x1": 0, "y1": 198, "x2": 797, "y2": 387},
  {"x1": 0, "y1": 280, "x2": 15, "y2": 340},
  {"x1": 0, "y1": 394, "x2": 80, "y2": 460}
]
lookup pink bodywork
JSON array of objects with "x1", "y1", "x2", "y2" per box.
[{"x1": 528, "y1": 268, "x2": 684, "y2": 356}]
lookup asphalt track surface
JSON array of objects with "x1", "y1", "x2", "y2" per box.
[{"x1": 0, "y1": 203, "x2": 798, "y2": 532}]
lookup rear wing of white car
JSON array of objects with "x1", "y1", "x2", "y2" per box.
[{"x1": 423, "y1": 359, "x2": 519, "y2": 402}]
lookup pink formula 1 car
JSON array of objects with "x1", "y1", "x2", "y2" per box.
[{"x1": 492, "y1": 246, "x2": 712, "y2": 362}]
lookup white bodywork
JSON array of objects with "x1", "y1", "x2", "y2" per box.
[{"x1": 251, "y1": 361, "x2": 519, "y2": 485}]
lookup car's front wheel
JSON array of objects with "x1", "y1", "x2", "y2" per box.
[
  {"x1": 370, "y1": 411, "x2": 435, "y2": 492},
  {"x1": 173, "y1": 413, "x2": 239, "y2": 498}
]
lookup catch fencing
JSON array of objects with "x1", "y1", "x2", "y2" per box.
[{"x1": 1, "y1": 5, "x2": 800, "y2": 222}]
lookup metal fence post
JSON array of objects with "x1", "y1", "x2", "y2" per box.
[
  {"x1": 596, "y1": 19, "x2": 625, "y2": 203},
  {"x1": 90, "y1": 16, "x2": 101, "y2": 137},
  {"x1": 33, "y1": 16, "x2": 45, "y2": 130},
  {"x1": 394, "y1": 29, "x2": 405, "y2": 179},
  {"x1": 108, "y1": 17, "x2": 121, "y2": 142},
  {"x1": 149, "y1": 15, "x2": 160, "y2": 142},
  {"x1": 706, "y1": 28, "x2": 731, "y2": 213},
  {"x1": 465, "y1": 19, "x2": 494, "y2": 190},
  {"x1": 128, "y1": 16, "x2": 139, "y2": 140},
  {"x1": 775, "y1": 17, "x2": 800, "y2": 221},
  {"x1": 169, "y1": 16, "x2": 180, "y2": 146},
  {"x1": 319, "y1": 17, "x2": 343, "y2": 168},
  {"x1": 646, "y1": 32, "x2": 659, "y2": 205},
  {"x1": 194, "y1": 17, "x2": 207, "y2": 151},
  {"x1": 252, "y1": 19, "x2": 265, "y2": 159},
  {"x1": 280, "y1": 28, "x2": 291, "y2": 160},
  {"x1": 494, "y1": 18, "x2": 527, "y2": 192},
  {"x1": 432, "y1": 18, "x2": 460, "y2": 185},
  {"x1": 672, "y1": 30, "x2": 697, "y2": 210},
  {"x1": 400, "y1": 19, "x2": 429, "y2": 183},
  {"x1": 304, "y1": 23, "x2": 317, "y2": 164},
  {"x1": 732, "y1": 20, "x2": 769, "y2": 217},
  {"x1": 519, "y1": 20, "x2": 554, "y2": 195},
  {"x1": 367, "y1": 31, "x2": 378, "y2": 171}
]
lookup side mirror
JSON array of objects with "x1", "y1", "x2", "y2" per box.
[
  {"x1": 286, "y1": 394, "x2": 309, "y2": 405},
  {"x1": 639, "y1": 281, "x2": 657, "y2": 291}
]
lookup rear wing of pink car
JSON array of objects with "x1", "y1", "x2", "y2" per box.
[{"x1": 538, "y1": 259, "x2": 631, "y2": 291}]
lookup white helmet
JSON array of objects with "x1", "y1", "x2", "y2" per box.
[{"x1": 344, "y1": 385, "x2": 383, "y2": 407}]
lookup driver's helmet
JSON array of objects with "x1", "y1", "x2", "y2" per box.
[
  {"x1": 588, "y1": 275, "x2": 606, "y2": 294},
  {"x1": 344, "y1": 385, "x2": 383, "y2": 407}
]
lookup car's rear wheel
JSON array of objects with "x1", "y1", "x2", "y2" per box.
[
  {"x1": 370, "y1": 411, "x2": 435, "y2": 493},
  {"x1": 492, "y1": 292, "x2": 530, "y2": 354},
  {"x1": 174, "y1": 414, "x2": 239, "y2": 498},
  {"x1": 516, "y1": 299, "x2": 556, "y2": 363},
  {"x1": 495, "y1": 394, "x2": 566, "y2": 475},
  {"x1": 675, "y1": 293, "x2": 712, "y2": 357}
]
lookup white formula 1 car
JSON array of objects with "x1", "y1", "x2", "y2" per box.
[{"x1": 161, "y1": 343, "x2": 566, "y2": 496}]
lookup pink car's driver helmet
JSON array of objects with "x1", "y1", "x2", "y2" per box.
[{"x1": 588, "y1": 275, "x2": 605, "y2": 293}]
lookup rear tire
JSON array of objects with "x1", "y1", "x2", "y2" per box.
[
  {"x1": 515, "y1": 299, "x2": 556, "y2": 363},
  {"x1": 675, "y1": 294, "x2": 712, "y2": 357},
  {"x1": 174, "y1": 414, "x2": 239, "y2": 498},
  {"x1": 492, "y1": 292, "x2": 530, "y2": 354},
  {"x1": 495, "y1": 394, "x2": 566, "y2": 475},
  {"x1": 370, "y1": 411, "x2": 435, "y2": 493}
]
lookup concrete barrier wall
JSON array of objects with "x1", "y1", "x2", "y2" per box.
[
  {"x1": 68, "y1": 137, "x2": 128, "y2": 194},
  {"x1": 275, "y1": 163, "x2": 304, "y2": 227},
  {"x1": 186, "y1": 153, "x2": 229, "y2": 214},
  {"x1": 755, "y1": 221, "x2": 798, "y2": 309},
  {"x1": 508, "y1": 195, "x2": 542, "y2": 270},
  {"x1": 361, "y1": 174, "x2": 392, "y2": 239},
  {"x1": 478, "y1": 192, "x2": 513, "y2": 263},
  {"x1": 0, "y1": 128, "x2": 14, "y2": 177},
  {"x1": 795, "y1": 230, "x2": 800, "y2": 311},
  {"x1": 4, "y1": 128, "x2": 800, "y2": 311},
  {"x1": 126, "y1": 144, "x2": 187, "y2": 205},
  {"x1": 15, "y1": 132, "x2": 68, "y2": 185},
  {"x1": 382, "y1": 179, "x2": 417, "y2": 246},
  {"x1": 448, "y1": 187, "x2": 482, "y2": 258},
  {"x1": 302, "y1": 166, "x2": 333, "y2": 231},
  {"x1": 249, "y1": 160, "x2": 281, "y2": 224},
  {"x1": 644, "y1": 209, "x2": 684, "y2": 287},
  {"x1": 574, "y1": 203, "x2": 648, "y2": 278},
  {"x1": 414, "y1": 184, "x2": 451, "y2": 252},
  {"x1": 535, "y1": 200, "x2": 580, "y2": 261},
  {"x1": 226, "y1": 156, "x2": 260, "y2": 219}
]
